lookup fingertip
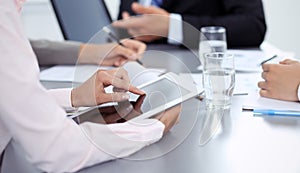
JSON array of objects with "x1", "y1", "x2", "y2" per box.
[
  {"x1": 261, "y1": 63, "x2": 270, "y2": 72},
  {"x1": 130, "y1": 85, "x2": 145, "y2": 95},
  {"x1": 131, "y1": 2, "x2": 140, "y2": 9},
  {"x1": 259, "y1": 89, "x2": 268, "y2": 98},
  {"x1": 122, "y1": 11, "x2": 130, "y2": 19}
]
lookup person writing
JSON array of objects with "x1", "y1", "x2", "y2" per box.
[
  {"x1": 258, "y1": 59, "x2": 300, "y2": 101},
  {"x1": 30, "y1": 39, "x2": 146, "y2": 67},
  {"x1": 0, "y1": 0, "x2": 180, "y2": 172},
  {"x1": 113, "y1": 0, "x2": 266, "y2": 48}
]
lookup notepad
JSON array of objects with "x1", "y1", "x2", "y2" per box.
[
  {"x1": 227, "y1": 49, "x2": 279, "y2": 72},
  {"x1": 242, "y1": 92, "x2": 300, "y2": 112}
]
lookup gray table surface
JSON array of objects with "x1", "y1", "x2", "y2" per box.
[{"x1": 3, "y1": 45, "x2": 300, "y2": 173}]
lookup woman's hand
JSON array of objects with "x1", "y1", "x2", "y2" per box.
[
  {"x1": 258, "y1": 59, "x2": 300, "y2": 101},
  {"x1": 155, "y1": 105, "x2": 181, "y2": 134},
  {"x1": 71, "y1": 68, "x2": 144, "y2": 107},
  {"x1": 78, "y1": 39, "x2": 146, "y2": 66}
]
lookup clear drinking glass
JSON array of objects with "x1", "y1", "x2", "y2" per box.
[
  {"x1": 199, "y1": 26, "x2": 227, "y2": 65},
  {"x1": 203, "y1": 52, "x2": 235, "y2": 108}
]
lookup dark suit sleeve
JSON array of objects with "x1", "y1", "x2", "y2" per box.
[{"x1": 182, "y1": 0, "x2": 266, "y2": 48}]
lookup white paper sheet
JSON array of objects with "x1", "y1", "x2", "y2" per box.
[
  {"x1": 243, "y1": 92, "x2": 300, "y2": 111},
  {"x1": 40, "y1": 62, "x2": 166, "y2": 85},
  {"x1": 40, "y1": 65, "x2": 112, "y2": 83},
  {"x1": 197, "y1": 49, "x2": 289, "y2": 72},
  {"x1": 228, "y1": 49, "x2": 272, "y2": 72},
  {"x1": 180, "y1": 72, "x2": 261, "y2": 95}
]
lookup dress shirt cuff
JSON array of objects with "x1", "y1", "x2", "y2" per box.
[
  {"x1": 168, "y1": 13, "x2": 183, "y2": 45},
  {"x1": 297, "y1": 84, "x2": 300, "y2": 101},
  {"x1": 47, "y1": 88, "x2": 75, "y2": 111}
]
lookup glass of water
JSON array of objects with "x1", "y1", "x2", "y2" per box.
[
  {"x1": 203, "y1": 52, "x2": 235, "y2": 108},
  {"x1": 199, "y1": 26, "x2": 227, "y2": 65}
]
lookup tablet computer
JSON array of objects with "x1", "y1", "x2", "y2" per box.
[{"x1": 70, "y1": 72, "x2": 201, "y2": 124}]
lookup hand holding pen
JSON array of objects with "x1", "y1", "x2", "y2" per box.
[
  {"x1": 258, "y1": 58, "x2": 300, "y2": 102},
  {"x1": 103, "y1": 26, "x2": 144, "y2": 65}
]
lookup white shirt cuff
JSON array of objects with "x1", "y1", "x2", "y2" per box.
[
  {"x1": 168, "y1": 13, "x2": 183, "y2": 45},
  {"x1": 47, "y1": 88, "x2": 75, "y2": 110},
  {"x1": 297, "y1": 84, "x2": 300, "y2": 101}
]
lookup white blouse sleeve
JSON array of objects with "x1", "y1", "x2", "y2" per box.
[
  {"x1": 0, "y1": 1, "x2": 165, "y2": 172},
  {"x1": 47, "y1": 88, "x2": 74, "y2": 109}
]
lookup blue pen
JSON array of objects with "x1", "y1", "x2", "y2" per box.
[{"x1": 253, "y1": 109, "x2": 300, "y2": 117}]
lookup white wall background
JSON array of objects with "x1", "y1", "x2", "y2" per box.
[
  {"x1": 263, "y1": 0, "x2": 300, "y2": 57},
  {"x1": 22, "y1": 0, "x2": 300, "y2": 57}
]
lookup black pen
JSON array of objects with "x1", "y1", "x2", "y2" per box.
[
  {"x1": 103, "y1": 27, "x2": 143, "y2": 65},
  {"x1": 260, "y1": 55, "x2": 278, "y2": 65}
]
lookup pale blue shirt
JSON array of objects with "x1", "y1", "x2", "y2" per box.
[{"x1": 139, "y1": 0, "x2": 183, "y2": 44}]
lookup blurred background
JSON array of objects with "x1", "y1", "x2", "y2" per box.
[{"x1": 21, "y1": 0, "x2": 300, "y2": 58}]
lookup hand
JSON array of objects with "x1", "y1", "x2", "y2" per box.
[
  {"x1": 258, "y1": 59, "x2": 300, "y2": 101},
  {"x1": 279, "y1": 58, "x2": 299, "y2": 65},
  {"x1": 78, "y1": 39, "x2": 146, "y2": 66},
  {"x1": 113, "y1": 2, "x2": 170, "y2": 42},
  {"x1": 71, "y1": 68, "x2": 145, "y2": 107},
  {"x1": 155, "y1": 105, "x2": 181, "y2": 134}
]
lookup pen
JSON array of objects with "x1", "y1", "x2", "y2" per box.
[
  {"x1": 103, "y1": 27, "x2": 143, "y2": 65},
  {"x1": 253, "y1": 109, "x2": 300, "y2": 117},
  {"x1": 259, "y1": 55, "x2": 278, "y2": 65}
]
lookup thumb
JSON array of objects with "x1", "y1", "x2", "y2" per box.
[{"x1": 132, "y1": 2, "x2": 158, "y2": 14}]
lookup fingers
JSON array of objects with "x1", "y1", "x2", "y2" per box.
[
  {"x1": 122, "y1": 11, "x2": 130, "y2": 19},
  {"x1": 128, "y1": 85, "x2": 145, "y2": 95},
  {"x1": 113, "y1": 17, "x2": 143, "y2": 29},
  {"x1": 280, "y1": 59, "x2": 299, "y2": 65},
  {"x1": 261, "y1": 71, "x2": 269, "y2": 80},
  {"x1": 113, "y1": 58, "x2": 127, "y2": 67},
  {"x1": 131, "y1": 2, "x2": 158, "y2": 14},
  {"x1": 259, "y1": 89, "x2": 270, "y2": 98},
  {"x1": 121, "y1": 39, "x2": 146, "y2": 54},
  {"x1": 261, "y1": 63, "x2": 270, "y2": 72},
  {"x1": 97, "y1": 69, "x2": 145, "y2": 95},
  {"x1": 101, "y1": 92, "x2": 130, "y2": 103},
  {"x1": 116, "y1": 45, "x2": 139, "y2": 60},
  {"x1": 258, "y1": 81, "x2": 267, "y2": 89}
]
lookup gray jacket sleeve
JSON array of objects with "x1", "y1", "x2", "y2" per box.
[{"x1": 30, "y1": 40, "x2": 82, "y2": 66}]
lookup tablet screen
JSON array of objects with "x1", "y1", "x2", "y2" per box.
[{"x1": 73, "y1": 78, "x2": 190, "y2": 124}]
